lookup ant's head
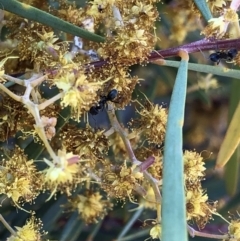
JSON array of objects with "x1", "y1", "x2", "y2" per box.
[
  {"x1": 209, "y1": 52, "x2": 221, "y2": 64},
  {"x1": 227, "y1": 48, "x2": 238, "y2": 59},
  {"x1": 107, "y1": 89, "x2": 118, "y2": 101}
]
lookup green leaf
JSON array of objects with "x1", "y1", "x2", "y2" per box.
[
  {"x1": 60, "y1": 212, "x2": 81, "y2": 241},
  {"x1": 163, "y1": 60, "x2": 240, "y2": 79},
  {"x1": 224, "y1": 149, "x2": 240, "y2": 196},
  {"x1": 216, "y1": 101, "x2": 240, "y2": 168},
  {"x1": 117, "y1": 206, "x2": 144, "y2": 240},
  {"x1": 67, "y1": 222, "x2": 85, "y2": 241},
  {"x1": 116, "y1": 228, "x2": 150, "y2": 241},
  {"x1": 41, "y1": 195, "x2": 66, "y2": 231},
  {"x1": 162, "y1": 55, "x2": 188, "y2": 241},
  {"x1": 224, "y1": 80, "x2": 240, "y2": 196},
  {"x1": 219, "y1": 191, "x2": 240, "y2": 216}
]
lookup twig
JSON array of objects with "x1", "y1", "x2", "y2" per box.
[
  {"x1": 0, "y1": 214, "x2": 17, "y2": 236},
  {"x1": 106, "y1": 104, "x2": 162, "y2": 221},
  {"x1": 188, "y1": 225, "x2": 229, "y2": 239}
]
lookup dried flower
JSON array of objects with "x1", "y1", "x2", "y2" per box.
[
  {"x1": 68, "y1": 191, "x2": 113, "y2": 223},
  {"x1": 41, "y1": 116, "x2": 57, "y2": 140}
]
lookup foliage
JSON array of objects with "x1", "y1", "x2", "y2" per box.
[{"x1": 0, "y1": 0, "x2": 240, "y2": 241}]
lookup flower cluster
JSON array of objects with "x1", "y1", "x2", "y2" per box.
[
  {"x1": 202, "y1": 2, "x2": 239, "y2": 39},
  {"x1": 53, "y1": 66, "x2": 109, "y2": 120},
  {"x1": 0, "y1": 0, "x2": 234, "y2": 240},
  {"x1": 130, "y1": 100, "x2": 168, "y2": 146},
  {"x1": 167, "y1": 2, "x2": 200, "y2": 43},
  {"x1": 184, "y1": 151, "x2": 217, "y2": 228},
  {"x1": 226, "y1": 219, "x2": 240, "y2": 241},
  {"x1": 87, "y1": 0, "x2": 159, "y2": 65},
  {"x1": 150, "y1": 223, "x2": 161, "y2": 240},
  {"x1": 67, "y1": 191, "x2": 113, "y2": 223},
  {"x1": 7, "y1": 215, "x2": 45, "y2": 241},
  {"x1": 60, "y1": 124, "x2": 109, "y2": 162},
  {"x1": 42, "y1": 149, "x2": 83, "y2": 199},
  {"x1": 101, "y1": 160, "x2": 144, "y2": 201},
  {"x1": 136, "y1": 148, "x2": 216, "y2": 228},
  {"x1": 7, "y1": 19, "x2": 66, "y2": 71},
  {"x1": 0, "y1": 147, "x2": 42, "y2": 206}
]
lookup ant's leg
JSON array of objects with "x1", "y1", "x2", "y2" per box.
[
  {"x1": 89, "y1": 113, "x2": 97, "y2": 127},
  {"x1": 97, "y1": 101, "x2": 105, "y2": 112},
  {"x1": 197, "y1": 47, "x2": 208, "y2": 60},
  {"x1": 88, "y1": 108, "x2": 98, "y2": 126}
]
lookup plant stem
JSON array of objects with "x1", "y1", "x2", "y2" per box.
[
  {"x1": 38, "y1": 92, "x2": 64, "y2": 110},
  {"x1": 0, "y1": 214, "x2": 17, "y2": 236},
  {"x1": 188, "y1": 225, "x2": 229, "y2": 239},
  {"x1": 3, "y1": 74, "x2": 24, "y2": 85},
  {"x1": 107, "y1": 104, "x2": 162, "y2": 221},
  {"x1": 89, "y1": 38, "x2": 240, "y2": 70},
  {"x1": 0, "y1": 83, "x2": 21, "y2": 101},
  {"x1": 1, "y1": 75, "x2": 59, "y2": 163},
  {"x1": 107, "y1": 104, "x2": 140, "y2": 165}
]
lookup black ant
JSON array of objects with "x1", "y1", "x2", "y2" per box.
[
  {"x1": 209, "y1": 48, "x2": 238, "y2": 64},
  {"x1": 89, "y1": 89, "x2": 118, "y2": 115}
]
